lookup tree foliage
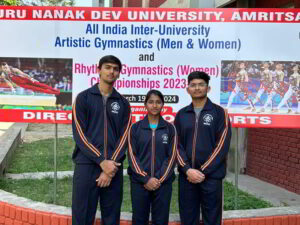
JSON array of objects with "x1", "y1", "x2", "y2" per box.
[
  {"x1": 0, "y1": 0, "x2": 21, "y2": 5},
  {"x1": 0, "y1": 0, "x2": 75, "y2": 6},
  {"x1": 20, "y1": 0, "x2": 75, "y2": 6}
]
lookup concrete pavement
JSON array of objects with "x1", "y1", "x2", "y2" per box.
[
  {"x1": 226, "y1": 172, "x2": 300, "y2": 207},
  {"x1": 0, "y1": 122, "x2": 14, "y2": 137}
]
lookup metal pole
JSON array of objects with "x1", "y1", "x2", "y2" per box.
[
  {"x1": 54, "y1": 123, "x2": 58, "y2": 204},
  {"x1": 122, "y1": 0, "x2": 128, "y2": 7},
  {"x1": 234, "y1": 127, "x2": 239, "y2": 209},
  {"x1": 142, "y1": 0, "x2": 150, "y2": 7}
]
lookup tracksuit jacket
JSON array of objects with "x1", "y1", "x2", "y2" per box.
[
  {"x1": 127, "y1": 115, "x2": 177, "y2": 184},
  {"x1": 175, "y1": 98, "x2": 231, "y2": 179},
  {"x1": 72, "y1": 83, "x2": 131, "y2": 165}
]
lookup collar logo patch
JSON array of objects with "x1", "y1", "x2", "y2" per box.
[
  {"x1": 111, "y1": 102, "x2": 120, "y2": 114},
  {"x1": 203, "y1": 114, "x2": 213, "y2": 126}
]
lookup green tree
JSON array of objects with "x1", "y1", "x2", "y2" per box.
[
  {"x1": 20, "y1": 0, "x2": 75, "y2": 6},
  {"x1": 0, "y1": 0, "x2": 21, "y2": 5}
]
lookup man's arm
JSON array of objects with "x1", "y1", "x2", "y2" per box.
[
  {"x1": 174, "y1": 112, "x2": 191, "y2": 174},
  {"x1": 111, "y1": 100, "x2": 131, "y2": 162},
  {"x1": 12, "y1": 68, "x2": 34, "y2": 80},
  {"x1": 1, "y1": 76, "x2": 15, "y2": 92},
  {"x1": 72, "y1": 95, "x2": 105, "y2": 165},
  {"x1": 200, "y1": 108, "x2": 231, "y2": 175},
  {"x1": 244, "y1": 71, "x2": 249, "y2": 82}
]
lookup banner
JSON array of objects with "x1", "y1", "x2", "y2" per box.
[{"x1": 0, "y1": 6, "x2": 300, "y2": 127}]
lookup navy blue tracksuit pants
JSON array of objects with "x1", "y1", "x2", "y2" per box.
[
  {"x1": 179, "y1": 173, "x2": 223, "y2": 225},
  {"x1": 72, "y1": 163, "x2": 123, "y2": 225},
  {"x1": 131, "y1": 181, "x2": 172, "y2": 225}
]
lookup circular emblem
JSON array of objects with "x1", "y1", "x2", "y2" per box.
[
  {"x1": 111, "y1": 102, "x2": 120, "y2": 113},
  {"x1": 203, "y1": 114, "x2": 213, "y2": 125}
]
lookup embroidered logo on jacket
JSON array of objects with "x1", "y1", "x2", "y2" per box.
[
  {"x1": 203, "y1": 114, "x2": 213, "y2": 125},
  {"x1": 162, "y1": 134, "x2": 168, "y2": 144},
  {"x1": 111, "y1": 102, "x2": 120, "y2": 114}
]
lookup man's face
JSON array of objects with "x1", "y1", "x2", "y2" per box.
[
  {"x1": 1, "y1": 64, "x2": 10, "y2": 74},
  {"x1": 187, "y1": 78, "x2": 210, "y2": 99},
  {"x1": 99, "y1": 63, "x2": 120, "y2": 85}
]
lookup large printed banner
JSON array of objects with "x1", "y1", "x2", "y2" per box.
[{"x1": 0, "y1": 6, "x2": 300, "y2": 127}]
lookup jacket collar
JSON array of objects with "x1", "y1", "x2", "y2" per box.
[
  {"x1": 90, "y1": 83, "x2": 119, "y2": 99},
  {"x1": 184, "y1": 97, "x2": 214, "y2": 112},
  {"x1": 140, "y1": 115, "x2": 167, "y2": 130}
]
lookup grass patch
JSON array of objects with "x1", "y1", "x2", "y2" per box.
[
  {"x1": 4, "y1": 137, "x2": 272, "y2": 212},
  {"x1": 7, "y1": 137, "x2": 130, "y2": 173},
  {"x1": 0, "y1": 176, "x2": 272, "y2": 212},
  {"x1": 7, "y1": 138, "x2": 75, "y2": 173},
  {"x1": 223, "y1": 181, "x2": 272, "y2": 210}
]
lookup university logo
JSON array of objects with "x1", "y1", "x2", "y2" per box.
[
  {"x1": 162, "y1": 134, "x2": 168, "y2": 144},
  {"x1": 203, "y1": 114, "x2": 213, "y2": 126},
  {"x1": 111, "y1": 102, "x2": 120, "y2": 114}
]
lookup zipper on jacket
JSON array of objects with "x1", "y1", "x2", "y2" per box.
[
  {"x1": 151, "y1": 129, "x2": 156, "y2": 177},
  {"x1": 192, "y1": 113, "x2": 199, "y2": 168},
  {"x1": 104, "y1": 100, "x2": 108, "y2": 159}
]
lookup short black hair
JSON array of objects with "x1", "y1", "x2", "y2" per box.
[
  {"x1": 145, "y1": 89, "x2": 164, "y2": 105},
  {"x1": 188, "y1": 71, "x2": 210, "y2": 85},
  {"x1": 98, "y1": 55, "x2": 122, "y2": 71}
]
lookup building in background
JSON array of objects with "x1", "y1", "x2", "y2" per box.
[
  {"x1": 92, "y1": 0, "x2": 299, "y2": 8},
  {"x1": 75, "y1": 0, "x2": 104, "y2": 7}
]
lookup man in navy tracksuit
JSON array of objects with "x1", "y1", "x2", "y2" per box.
[
  {"x1": 72, "y1": 55, "x2": 131, "y2": 225},
  {"x1": 175, "y1": 71, "x2": 231, "y2": 225}
]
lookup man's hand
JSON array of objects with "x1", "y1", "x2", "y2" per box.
[
  {"x1": 100, "y1": 160, "x2": 121, "y2": 178},
  {"x1": 144, "y1": 178, "x2": 161, "y2": 191},
  {"x1": 186, "y1": 169, "x2": 205, "y2": 184},
  {"x1": 96, "y1": 172, "x2": 112, "y2": 188}
]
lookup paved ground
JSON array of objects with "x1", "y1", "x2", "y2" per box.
[{"x1": 0, "y1": 122, "x2": 14, "y2": 137}]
